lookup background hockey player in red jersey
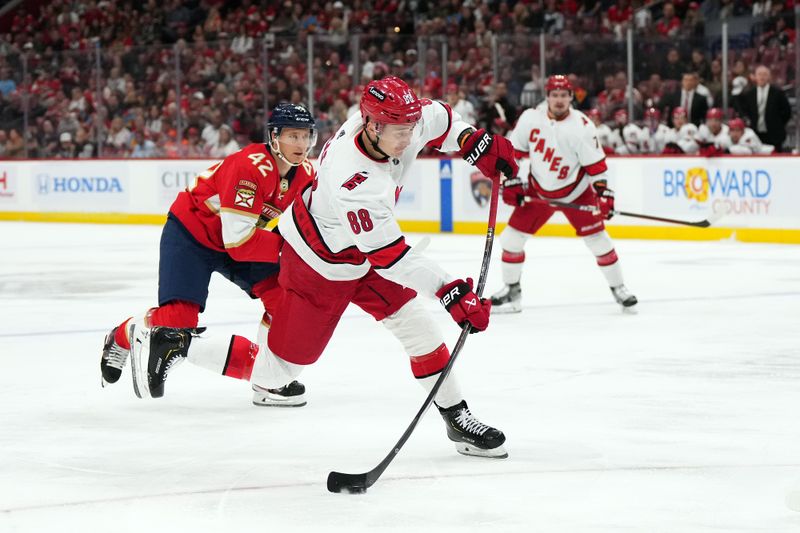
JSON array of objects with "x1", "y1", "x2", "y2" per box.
[
  {"x1": 127, "y1": 77, "x2": 519, "y2": 459},
  {"x1": 490, "y1": 75, "x2": 638, "y2": 313},
  {"x1": 100, "y1": 103, "x2": 317, "y2": 407}
]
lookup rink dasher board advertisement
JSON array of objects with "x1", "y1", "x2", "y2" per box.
[
  {"x1": 1, "y1": 157, "x2": 799, "y2": 240},
  {"x1": 0, "y1": 158, "x2": 442, "y2": 222}
]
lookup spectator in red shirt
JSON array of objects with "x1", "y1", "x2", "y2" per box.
[
  {"x1": 608, "y1": 0, "x2": 633, "y2": 25},
  {"x1": 657, "y1": 2, "x2": 682, "y2": 36}
]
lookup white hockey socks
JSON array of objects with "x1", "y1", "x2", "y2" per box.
[
  {"x1": 382, "y1": 299, "x2": 464, "y2": 409},
  {"x1": 583, "y1": 231, "x2": 625, "y2": 287},
  {"x1": 185, "y1": 333, "x2": 231, "y2": 375},
  {"x1": 499, "y1": 226, "x2": 529, "y2": 285}
]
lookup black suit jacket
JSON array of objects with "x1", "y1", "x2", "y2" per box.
[
  {"x1": 662, "y1": 89, "x2": 709, "y2": 126},
  {"x1": 740, "y1": 84, "x2": 791, "y2": 150}
]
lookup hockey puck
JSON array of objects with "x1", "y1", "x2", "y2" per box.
[{"x1": 344, "y1": 485, "x2": 367, "y2": 495}]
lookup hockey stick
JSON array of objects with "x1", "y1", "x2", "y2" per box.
[
  {"x1": 524, "y1": 196, "x2": 723, "y2": 228},
  {"x1": 327, "y1": 177, "x2": 501, "y2": 494}
]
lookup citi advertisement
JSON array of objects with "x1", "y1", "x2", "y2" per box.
[
  {"x1": 157, "y1": 161, "x2": 216, "y2": 208},
  {"x1": 645, "y1": 159, "x2": 793, "y2": 223},
  {"x1": 31, "y1": 163, "x2": 129, "y2": 210}
]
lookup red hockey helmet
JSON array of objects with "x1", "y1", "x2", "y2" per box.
[
  {"x1": 728, "y1": 118, "x2": 745, "y2": 131},
  {"x1": 706, "y1": 107, "x2": 724, "y2": 120},
  {"x1": 545, "y1": 74, "x2": 573, "y2": 94},
  {"x1": 587, "y1": 108, "x2": 601, "y2": 120},
  {"x1": 672, "y1": 107, "x2": 688, "y2": 119},
  {"x1": 644, "y1": 107, "x2": 661, "y2": 121},
  {"x1": 360, "y1": 76, "x2": 422, "y2": 125}
]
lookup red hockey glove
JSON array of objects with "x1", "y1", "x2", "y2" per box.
[
  {"x1": 436, "y1": 278, "x2": 491, "y2": 333},
  {"x1": 501, "y1": 176, "x2": 526, "y2": 207},
  {"x1": 592, "y1": 180, "x2": 615, "y2": 220},
  {"x1": 461, "y1": 128, "x2": 519, "y2": 182}
]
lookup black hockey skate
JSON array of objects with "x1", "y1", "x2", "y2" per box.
[
  {"x1": 611, "y1": 284, "x2": 638, "y2": 313},
  {"x1": 252, "y1": 381, "x2": 307, "y2": 407},
  {"x1": 437, "y1": 400, "x2": 508, "y2": 458},
  {"x1": 130, "y1": 325, "x2": 205, "y2": 399},
  {"x1": 489, "y1": 283, "x2": 522, "y2": 314},
  {"x1": 100, "y1": 326, "x2": 128, "y2": 387}
]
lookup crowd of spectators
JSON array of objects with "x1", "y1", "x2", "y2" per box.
[{"x1": 0, "y1": 0, "x2": 796, "y2": 159}]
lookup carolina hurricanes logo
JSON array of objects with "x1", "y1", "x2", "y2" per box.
[{"x1": 342, "y1": 172, "x2": 369, "y2": 191}]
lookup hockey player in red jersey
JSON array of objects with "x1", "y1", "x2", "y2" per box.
[
  {"x1": 490, "y1": 75, "x2": 638, "y2": 313},
  {"x1": 100, "y1": 103, "x2": 317, "y2": 407},
  {"x1": 128, "y1": 77, "x2": 519, "y2": 458}
]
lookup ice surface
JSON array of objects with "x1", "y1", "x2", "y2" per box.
[{"x1": 1, "y1": 222, "x2": 799, "y2": 532}]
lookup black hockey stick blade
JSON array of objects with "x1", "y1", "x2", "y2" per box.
[{"x1": 327, "y1": 471, "x2": 370, "y2": 494}]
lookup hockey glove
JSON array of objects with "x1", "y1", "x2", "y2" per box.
[
  {"x1": 461, "y1": 128, "x2": 519, "y2": 182},
  {"x1": 436, "y1": 278, "x2": 491, "y2": 333},
  {"x1": 501, "y1": 176, "x2": 526, "y2": 207},
  {"x1": 592, "y1": 180, "x2": 615, "y2": 220}
]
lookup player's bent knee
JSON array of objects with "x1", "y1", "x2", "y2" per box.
[
  {"x1": 250, "y1": 346, "x2": 305, "y2": 389},
  {"x1": 500, "y1": 226, "x2": 529, "y2": 253},
  {"x1": 382, "y1": 299, "x2": 443, "y2": 357},
  {"x1": 582, "y1": 230, "x2": 614, "y2": 257}
]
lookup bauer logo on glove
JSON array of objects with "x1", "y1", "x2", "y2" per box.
[
  {"x1": 460, "y1": 128, "x2": 520, "y2": 181},
  {"x1": 436, "y1": 278, "x2": 491, "y2": 333}
]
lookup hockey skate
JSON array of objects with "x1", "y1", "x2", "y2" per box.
[
  {"x1": 489, "y1": 283, "x2": 522, "y2": 314},
  {"x1": 611, "y1": 284, "x2": 638, "y2": 313},
  {"x1": 100, "y1": 326, "x2": 128, "y2": 387},
  {"x1": 130, "y1": 325, "x2": 204, "y2": 399},
  {"x1": 252, "y1": 381, "x2": 307, "y2": 407},
  {"x1": 437, "y1": 400, "x2": 508, "y2": 458}
]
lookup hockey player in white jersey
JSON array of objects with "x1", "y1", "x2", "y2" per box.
[
  {"x1": 695, "y1": 107, "x2": 730, "y2": 155},
  {"x1": 662, "y1": 107, "x2": 699, "y2": 154},
  {"x1": 490, "y1": 75, "x2": 637, "y2": 313},
  {"x1": 609, "y1": 109, "x2": 645, "y2": 155},
  {"x1": 587, "y1": 108, "x2": 615, "y2": 154},
  {"x1": 721, "y1": 118, "x2": 775, "y2": 154},
  {"x1": 641, "y1": 107, "x2": 671, "y2": 154},
  {"x1": 128, "y1": 77, "x2": 519, "y2": 458}
]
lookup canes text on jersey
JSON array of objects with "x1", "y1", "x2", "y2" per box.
[{"x1": 529, "y1": 129, "x2": 570, "y2": 180}]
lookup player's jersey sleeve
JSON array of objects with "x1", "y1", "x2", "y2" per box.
[
  {"x1": 418, "y1": 99, "x2": 474, "y2": 153},
  {"x1": 331, "y1": 174, "x2": 450, "y2": 296},
  {"x1": 746, "y1": 130, "x2": 774, "y2": 154},
  {"x1": 508, "y1": 109, "x2": 534, "y2": 153},
  {"x1": 695, "y1": 124, "x2": 711, "y2": 144},
  {"x1": 576, "y1": 118, "x2": 608, "y2": 181},
  {"x1": 217, "y1": 153, "x2": 283, "y2": 263}
]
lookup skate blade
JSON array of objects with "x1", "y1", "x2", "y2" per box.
[
  {"x1": 490, "y1": 302, "x2": 522, "y2": 314},
  {"x1": 454, "y1": 442, "x2": 508, "y2": 459},
  {"x1": 252, "y1": 392, "x2": 307, "y2": 407},
  {"x1": 129, "y1": 324, "x2": 150, "y2": 399},
  {"x1": 621, "y1": 304, "x2": 638, "y2": 315}
]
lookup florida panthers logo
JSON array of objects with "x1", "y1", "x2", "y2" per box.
[{"x1": 470, "y1": 171, "x2": 492, "y2": 207}]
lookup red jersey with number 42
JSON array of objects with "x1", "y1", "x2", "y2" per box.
[
  {"x1": 509, "y1": 107, "x2": 608, "y2": 202},
  {"x1": 169, "y1": 143, "x2": 315, "y2": 263}
]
